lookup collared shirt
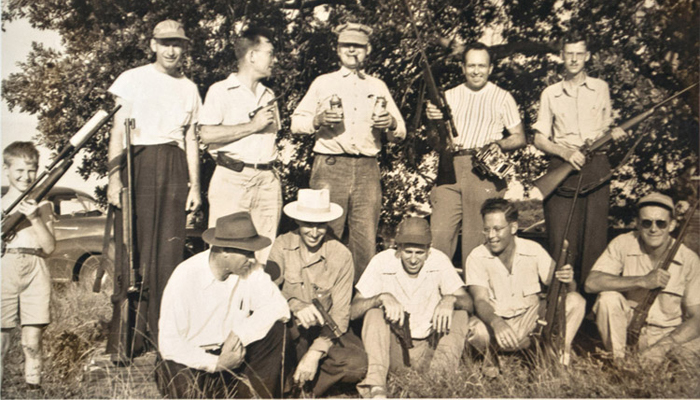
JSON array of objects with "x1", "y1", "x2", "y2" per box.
[
  {"x1": 591, "y1": 231, "x2": 700, "y2": 328},
  {"x1": 158, "y1": 250, "x2": 290, "y2": 373},
  {"x1": 199, "y1": 73, "x2": 280, "y2": 163},
  {"x1": 355, "y1": 248, "x2": 464, "y2": 339},
  {"x1": 445, "y1": 82, "x2": 521, "y2": 150},
  {"x1": 267, "y1": 230, "x2": 354, "y2": 354},
  {"x1": 465, "y1": 237, "x2": 554, "y2": 319},
  {"x1": 3, "y1": 201, "x2": 54, "y2": 249},
  {"x1": 108, "y1": 64, "x2": 201, "y2": 149},
  {"x1": 532, "y1": 74, "x2": 613, "y2": 150},
  {"x1": 291, "y1": 67, "x2": 407, "y2": 156}
]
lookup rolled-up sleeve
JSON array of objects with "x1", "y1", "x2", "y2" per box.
[
  {"x1": 291, "y1": 78, "x2": 321, "y2": 135},
  {"x1": 381, "y1": 81, "x2": 406, "y2": 140},
  {"x1": 532, "y1": 88, "x2": 554, "y2": 139}
]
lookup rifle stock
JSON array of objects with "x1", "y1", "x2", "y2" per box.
[
  {"x1": 541, "y1": 240, "x2": 569, "y2": 345},
  {"x1": 627, "y1": 199, "x2": 699, "y2": 348},
  {"x1": 534, "y1": 84, "x2": 698, "y2": 199}
]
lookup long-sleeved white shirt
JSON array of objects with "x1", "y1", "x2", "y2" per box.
[{"x1": 158, "y1": 250, "x2": 290, "y2": 372}]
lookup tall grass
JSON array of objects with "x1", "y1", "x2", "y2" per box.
[{"x1": 2, "y1": 282, "x2": 699, "y2": 398}]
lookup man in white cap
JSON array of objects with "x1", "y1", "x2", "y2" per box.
[
  {"x1": 199, "y1": 27, "x2": 281, "y2": 263},
  {"x1": 585, "y1": 193, "x2": 700, "y2": 362},
  {"x1": 291, "y1": 22, "x2": 407, "y2": 282},
  {"x1": 266, "y1": 189, "x2": 367, "y2": 396},
  {"x1": 106, "y1": 19, "x2": 202, "y2": 358},
  {"x1": 158, "y1": 212, "x2": 290, "y2": 398},
  {"x1": 350, "y1": 217, "x2": 472, "y2": 398}
]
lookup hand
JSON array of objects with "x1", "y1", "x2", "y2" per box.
[
  {"x1": 379, "y1": 293, "x2": 405, "y2": 326},
  {"x1": 107, "y1": 180, "x2": 123, "y2": 208},
  {"x1": 293, "y1": 350, "x2": 322, "y2": 384},
  {"x1": 642, "y1": 269, "x2": 671, "y2": 290},
  {"x1": 491, "y1": 318, "x2": 520, "y2": 350},
  {"x1": 432, "y1": 295, "x2": 456, "y2": 334},
  {"x1": 555, "y1": 264, "x2": 575, "y2": 284},
  {"x1": 313, "y1": 109, "x2": 343, "y2": 128},
  {"x1": 215, "y1": 331, "x2": 246, "y2": 371},
  {"x1": 185, "y1": 187, "x2": 201, "y2": 213},
  {"x1": 564, "y1": 149, "x2": 586, "y2": 170},
  {"x1": 249, "y1": 105, "x2": 275, "y2": 133},
  {"x1": 610, "y1": 127, "x2": 628, "y2": 142},
  {"x1": 639, "y1": 340, "x2": 672, "y2": 364},
  {"x1": 16, "y1": 200, "x2": 40, "y2": 220},
  {"x1": 371, "y1": 111, "x2": 396, "y2": 130},
  {"x1": 295, "y1": 304, "x2": 325, "y2": 329},
  {"x1": 425, "y1": 101, "x2": 443, "y2": 120}
]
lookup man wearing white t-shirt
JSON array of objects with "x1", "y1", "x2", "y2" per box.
[
  {"x1": 199, "y1": 27, "x2": 281, "y2": 263},
  {"x1": 426, "y1": 42, "x2": 526, "y2": 270},
  {"x1": 106, "y1": 20, "x2": 202, "y2": 358}
]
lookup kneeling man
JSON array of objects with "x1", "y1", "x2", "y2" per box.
[
  {"x1": 466, "y1": 198, "x2": 585, "y2": 366},
  {"x1": 585, "y1": 193, "x2": 700, "y2": 362},
  {"x1": 351, "y1": 217, "x2": 472, "y2": 398},
  {"x1": 266, "y1": 189, "x2": 367, "y2": 396},
  {"x1": 158, "y1": 212, "x2": 290, "y2": 398}
]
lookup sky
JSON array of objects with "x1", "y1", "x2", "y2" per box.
[{"x1": 1, "y1": 18, "x2": 106, "y2": 196}]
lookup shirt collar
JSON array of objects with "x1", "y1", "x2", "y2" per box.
[
  {"x1": 628, "y1": 232, "x2": 684, "y2": 265},
  {"x1": 286, "y1": 229, "x2": 327, "y2": 269},
  {"x1": 554, "y1": 73, "x2": 596, "y2": 97},
  {"x1": 339, "y1": 66, "x2": 366, "y2": 79},
  {"x1": 224, "y1": 73, "x2": 274, "y2": 99},
  {"x1": 476, "y1": 237, "x2": 539, "y2": 259}
]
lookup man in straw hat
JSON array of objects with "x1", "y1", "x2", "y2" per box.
[
  {"x1": 157, "y1": 212, "x2": 290, "y2": 398},
  {"x1": 266, "y1": 189, "x2": 367, "y2": 396},
  {"x1": 585, "y1": 193, "x2": 700, "y2": 362},
  {"x1": 350, "y1": 217, "x2": 472, "y2": 398},
  {"x1": 291, "y1": 22, "x2": 406, "y2": 282}
]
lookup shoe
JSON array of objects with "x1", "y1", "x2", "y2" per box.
[
  {"x1": 369, "y1": 385, "x2": 388, "y2": 398},
  {"x1": 25, "y1": 383, "x2": 45, "y2": 395},
  {"x1": 481, "y1": 366, "x2": 500, "y2": 379}
]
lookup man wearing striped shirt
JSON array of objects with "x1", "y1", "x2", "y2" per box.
[{"x1": 426, "y1": 42, "x2": 526, "y2": 272}]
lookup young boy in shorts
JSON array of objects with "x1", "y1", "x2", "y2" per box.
[{"x1": 2, "y1": 141, "x2": 56, "y2": 390}]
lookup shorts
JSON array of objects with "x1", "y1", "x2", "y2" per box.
[{"x1": 2, "y1": 253, "x2": 51, "y2": 328}]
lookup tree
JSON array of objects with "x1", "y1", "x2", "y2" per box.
[{"x1": 3, "y1": 0, "x2": 697, "y2": 236}]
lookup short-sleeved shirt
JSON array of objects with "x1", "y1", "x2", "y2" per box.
[
  {"x1": 355, "y1": 248, "x2": 464, "y2": 339},
  {"x1": 532, "y1": 74, "x2": 613, "y2": 150},
  {"x1": 108, "y1": 64, "x2": 201, "y2": 149},
  {"x1": 591, "y1": 231, "x2": 700, "y2": 328},
  {"x1": 465, "y1": 237, "x2": 554, "y2": 318},
  {"x1": 444, "y1": 82, "x2": 521, "y2": 150},
  {"x1": 266, "y1": 230, "x2": 354, "y2": 354},
  {"x1": 3, "y1": 200, "x2": 54, "y2": 250},
  {"x1": 199, "y1": 73, "x2": 279, "y2": 163},
  {"x1": 291, "y1": 67, "x2": 406, "y2": 156}
]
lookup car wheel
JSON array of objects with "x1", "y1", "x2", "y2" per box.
[{"x1": 78, "y1": 255, "x2": 113, "y2": 295}]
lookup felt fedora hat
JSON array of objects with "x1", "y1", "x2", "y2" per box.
[
  {"x1": 202, "y1": 212, "x2": 271, "y2": 251},
  {"x1": 283, "y1": 189, "x2": 344, "y2": 223}
]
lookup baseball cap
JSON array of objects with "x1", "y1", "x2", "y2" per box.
[{"x1": 153, "y1": 20, "x2": 190, "y2": 41}]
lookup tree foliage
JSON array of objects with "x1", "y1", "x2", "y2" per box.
[{"x1": 3, "y1": 0, "x2": 698, "y2": 234}]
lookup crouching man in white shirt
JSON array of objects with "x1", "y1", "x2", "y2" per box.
[{"x1": 157, "y1": 212, "x2": 290, "y2": 398}]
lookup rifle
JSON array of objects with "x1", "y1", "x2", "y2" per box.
[
  {"x1": 311, "y1": 298, "x2": 343, "y2": 340},
  {"x1": 533, "y1": 239, "x2": 569, "y2": 348},
  {"x1": 400, "y1": 0, "x2": 458, "y2": 186},
  {"x1": 627, "y1": 199, "x2": 699, "y2": 348},
  {"x1": 2, "y1": 108, "x2": 120, "y2": 240},
  {"x1": 534, "y1": 84, "x2": 698, "y2": 199}
]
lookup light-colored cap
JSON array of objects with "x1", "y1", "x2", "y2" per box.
[
  {"x1": 284, "y1": 189, "x2": 344, "y2": 223},
  {"x1": 637, "y1": 192, "x2": 675, "y2": 212},
  {"x1": 334, "y1": 22, "x2": 373, "y2": 45},
  {"x1": 394, "y1": 217, "x2": 431, "y2": 246},
  {"x1": 153, "y1": 20, "x2": 190, "y2": 41}
]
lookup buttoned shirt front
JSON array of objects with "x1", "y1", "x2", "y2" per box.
[
  {"x1": 355, "y1": 248, "x2": 464, "y2": 339},
  {"x1": 291, "y1": 67, "x2": 406, "y2": 156},
  {"x1": 465, "y1": 237, "x2": 554, "y2": 318},
  {"x1": 158, "y1": 250, "x2": 290, "y2": 373},
  {"x1": 267, "y1": 230, "x2": 354, "y2": 354},
  {"x1": 199, "y1": 73, "x2": 279, "y2": 163},
  {"x1": 532, "y1": 74, "x2": 613, "y2": 150},
  {"x1": 445, "y1": 82, "x2": 521, "y2": 150},
  {"x1": 591, "y1": 231, "x2": 700, "y2": 328}
]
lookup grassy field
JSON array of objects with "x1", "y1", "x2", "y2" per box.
[{"x1": 2, "y1": 280, "x2": 699, "y2": 398}]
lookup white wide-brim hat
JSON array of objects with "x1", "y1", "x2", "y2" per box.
[{"x1": 283, "y1": 189, "x2": 344, "y2": 223}]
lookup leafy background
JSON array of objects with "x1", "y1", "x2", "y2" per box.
[{"x1": 3, "y1": 0, "x2": 698, "y2": 237}]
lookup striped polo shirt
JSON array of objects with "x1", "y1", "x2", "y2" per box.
[{"x1": 445, "y1": 82, "x2": 521, "y2": 150}]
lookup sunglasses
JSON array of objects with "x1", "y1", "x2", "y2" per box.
[{"x1": 640, "y1": 219, "x2": 669, "y2": 230}]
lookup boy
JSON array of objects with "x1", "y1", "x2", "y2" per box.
[{"x1": 2, "y1": 141, "x2": 56, "y2": 391}]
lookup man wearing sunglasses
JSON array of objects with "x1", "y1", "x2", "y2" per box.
[{"x1": 585, "y1": 193, "x2": 700, "y2": 362}]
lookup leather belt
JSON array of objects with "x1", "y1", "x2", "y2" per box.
[
  {"x1": 453, "y1": 148, "x2": 477, "y2": 157},
  {"x1": 216, "y1": 153, "x2": 273, "y2": 172},
  {"x1": 315, "y1": 153, "x2": 374, "y2": 159},
  {"x1": 4, "y1": 248, "x2": 46, "y2": 257}
]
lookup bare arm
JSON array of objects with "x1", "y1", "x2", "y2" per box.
[
  {"x1": 496, "y1": 123, "x2": 526, "y2": 151},
  {"x1": 183, "y1": 123, "x2": 201, "y2": 212},
  {"x1": 350, "y1": 293, "x2": 405, "y2": 326},
  {"x1": 107, "y1": 98, "x2": 130, "y2": 207},
  {"x1": 198, "y1": 105, "x2": 275, "y2": 146},
  {"x1": 533, "y1": 132, "x2": 585, "y2": 170},
  {"x1": 17, "y1": 201, "x2": 55, "y2": 254},
  {"x1": 469, "y1": 285, "x2": 521, "y2": 350},
  {"x1": 641, "y1": 304, "x2": 700, "y2": 361},
  {"x1": 584, "y1": 270, "x2": 670, "y2": 294}
]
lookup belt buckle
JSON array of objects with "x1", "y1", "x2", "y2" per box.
[{"x1": 325, "y1": 155, "x2": 336, "y2": 166}]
